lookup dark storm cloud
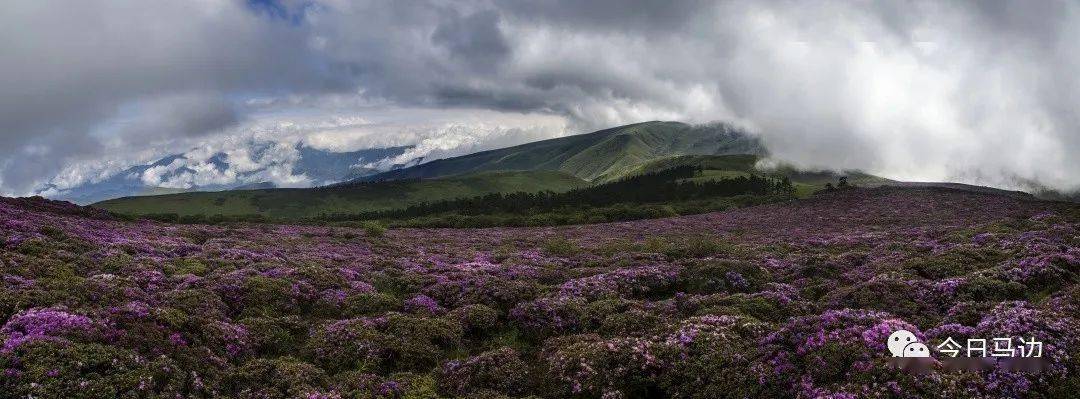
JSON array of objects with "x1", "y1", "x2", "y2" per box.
[
  {"x1": 0, "y1": 0, "x2": 338, "y2": 193},
  {"x1": 2, "y1": 0, "x2": 1078, "y2": 194},
  {"x1": 431, "y1": 10, "x2": 511, "y2": 72},
  {"x1": 499, "y1": 0, "x2": 714, "y2": 32},
  {"x1": 110, "y1": 93, "x2": 243, "y2": 148}
]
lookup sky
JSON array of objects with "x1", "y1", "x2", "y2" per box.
[{"x1": 2, "y1": 0, "x2": 1078, "y2": 196}]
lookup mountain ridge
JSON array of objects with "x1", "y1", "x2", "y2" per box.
[
  {"x1": 92, "y1": 120, "x2": 1065, "y2": 221},
  {"x1": 351, "y1": 121, "x2": 766, "y2": 184}
]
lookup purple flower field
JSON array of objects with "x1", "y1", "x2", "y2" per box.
[{"x1": 0, "y1": 187, "x2": 1077, "y2": 398}]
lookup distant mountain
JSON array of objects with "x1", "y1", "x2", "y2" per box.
[
  {"x1": 293, "y1": 145, "x2": 413, "y2": 185},
  {"x1": 93, "y1": 170, "x2": 589, "y2": 219},
  {"x1": 91, "y1": 121, "x2": 901, "y2": 221},
  {"x1": 352, "y1": 121, "x2": 765, "y2": 184},
  {"x1": 91, "y1": 153, "x2": 897, "y2": 220},
  {"x1": 233, "y1": 182, "x2": 277, "y2": 190},
  {"x1": 46, "y1": 145, "x2": 411, "y2": 204}
]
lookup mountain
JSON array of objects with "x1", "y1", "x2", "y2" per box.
[
  {"x1": 232, "y1": 182, "x2": 277, "y2": 190},
  {"x1": 46, "y1": 145, "x2": 412, "y2": 204},
  {"x1": 38, "y1": 155, "x2": 178, "y2": 205},
  {"x1": 293, "y1": 145, "x2": 414, "y2": 185},
  {"x1": 92, "y1": 151, "x2": 881, "y2": 221},
  {"x1": 91, "y1": 121, "x2": 907, "y2": 220},
  {"x1": 93, "y1": 170, "x2": 588, "y2": 219},
  {"x1": 353, "y1": 121, "x2": 765, "y2": 183},
  {"x1": 92, "y1": 121, "x2": 767, "y2": 219}
]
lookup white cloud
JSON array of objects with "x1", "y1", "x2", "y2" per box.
[{"x1": 41, "y1": 107, "x2": 570, "y2": 193}]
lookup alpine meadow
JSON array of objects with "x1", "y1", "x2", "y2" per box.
[{"x1": 2, "y1": 1, "x2": 1079, "y2": 399}]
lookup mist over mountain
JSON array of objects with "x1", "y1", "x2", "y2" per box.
[{"x1": 48, "y1": 144, "x2": 412, "y2": 204}]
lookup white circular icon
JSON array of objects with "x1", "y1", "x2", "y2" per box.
[{"x1": 887, "y1": 329, "x2": 918, "y2": 357}]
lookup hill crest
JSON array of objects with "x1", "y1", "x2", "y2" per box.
[{"x1": 351, "y1": 121, "x2": 765, "y2": 184}]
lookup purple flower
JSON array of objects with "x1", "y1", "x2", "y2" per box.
[
  {"x1": 404, "y1": 294, "x2": 445, "y2": 315},
  {"x1": 725, "y1": 271, "x2": 748, "y2": 290},
  {"x1": 168, "y1": 332, "x2": 188, "y2": 347},
  {"x1": 0, "y1": 307, "x2": 97, "y2": 352}
]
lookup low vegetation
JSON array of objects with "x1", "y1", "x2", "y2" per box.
[{"x1": 1, "y1": 188, "x2": 1076, "y2": 398}]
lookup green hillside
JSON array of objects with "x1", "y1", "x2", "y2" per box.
[
  {"x1": 93, "y1": 170, "x2": 587, "y2": 219},
  {"x1": 629, "y1": 154, "x2": 892, "y2": 197},
  {"x1": 92, "y1": 121, "x2": 893, "y2": 221},
  {"x1": 629, "y1": 154, "x2": 759, "y2": 175},
  {"x1": 356, "y1": 121, "x2": 764, "y2": 183},
  {"x1": 94, "y1": 153, "x2": 892, "y2": 220}
]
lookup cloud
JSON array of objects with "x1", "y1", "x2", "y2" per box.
[
  {"x1": 299, "y1": 108, "x2": 567, "y2": 154},
  {"x1": 0, "y1": 0, "x2": 333, "y2": 194},
  {"x1": 3, "y1": 0, "x2": 1079, "y2": 195},
  {"x1": 300, "y1": 0, "x2": 1080, "y2": 191},
  {"x1": 137, "y1": 141, "x2": 307, "y2": 189},
  {"x1": 102, "y1": 93, "x2": 243, "y2": 149},
  {"x1": 702, "y1": 1, "x2": 1080, "y2": 191},
  {"x1": 40, "y1": 108, "x2": 568, "y2": 195},
  {"x1": 431, "y1": 9, "x2": 511, "y2": 72}
]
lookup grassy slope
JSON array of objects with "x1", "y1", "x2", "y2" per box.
[
  {"x1": 93, "y1": 170, "x2": 588, "y2": 219},
  {"x1": 629, "y1": 154, "x2": 893, "y2": 197},
  {"x1": 95, "y1": 153, "x2": 894, "y2": 219},
  {"x1": 356, "y1": 121, "x2": 764, "y2": 183}
]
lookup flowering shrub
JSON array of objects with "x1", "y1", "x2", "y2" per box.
[
  {"x1": 656, "y1": 315, "x2": 769, "y2": 397},
  {"x1": 342, "y1": 292, "x2": 400, "y2": 317},
  {"x1": 542, "y1": 334, "x2": 663, "y2": 397},
  {"x1": 422, "y1": 272, "x2": 542, "y2": 311},
  {"x1": 0, "y1": 340, "x2": 182, "y2": 398},
  {"x1": 306, "y1": 313, "x2": 462, "y2": 373},
  {"x1": 437, "y1": 347, "x2": 530, "y2": 396},
  {"x1": 510, "y1": 296, "x2": 588, "y2": 338},
  {"x1": 968, "y1": 301, "x2": 1080, "y2": 397},
  {"x1": 0, "y1": 189, "x2": 1076, "y2": 397},
  {"x1": 558, "y1": 265, "x2": 679, "y2": 300},
  {"x1": 678, "y1": 259, "x2": 769, "y2": 294},
  {"x1": 240, "y1": 315, "x2": 308, "y2": 357},
  {"x1": 226, "y1": 357, "x2": 328, "y2": 399},
  {"x1": 756, "y1": 309, "x2": 931, "y2": 397},
  {"x1": 403, "y1": 294, "x2": 446, "y2": 316},
  {"x1": 0, "y1": 307, "x2": 100, "y2": 353},
  {"x1": 447, "y1": 304, "x2": 499, "y2": 336},
  {"x1": 306, "y1": 318, "x2": 387, "y2": 372}
]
